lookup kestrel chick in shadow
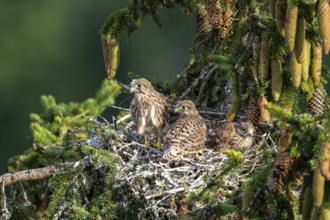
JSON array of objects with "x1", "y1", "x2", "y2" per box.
[
  {"x1": 130, "y1": 78, "x2": 168, "y2": 149},
  {"x1": 163, "y1": 100, "x2": 207, "y2": 160},
  {"x1": 206, "y1": 120, "x2": 255, "y2": 152}
]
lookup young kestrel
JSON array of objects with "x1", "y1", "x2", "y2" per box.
[
  {"x1": 205, "y1": 120, "x2": 255, "y2": 151},
  {"x1": 163, "y1": 100, "x2": 207, "y2": 160},
  {"x1": 130, "y1": 78, "x2": 168, "y2": 149}
]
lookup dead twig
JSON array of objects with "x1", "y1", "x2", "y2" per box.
[
  {"x1": 145, "y1": 187, "x2": 185, "y2": 200},
  {"x1": 0, "y1": 156, "x2": 93, "y2": 188},
  {"x1": 178, "y1": 65, "x2": 214, "y2": 101},
  {"x1": 196, "y1": 66, "x2": 219, "y2": 104}
]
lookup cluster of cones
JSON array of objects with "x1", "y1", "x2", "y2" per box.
[{"x1": 196, "y1": 0, "x2": 234, "y2": 40}]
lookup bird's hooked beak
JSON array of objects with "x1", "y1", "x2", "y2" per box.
[
  {"x1": 130, "y1": 80, "x2": 136, "y2": 93},
  {"x1": 130, "y1": 86, "x2": 135, "y2": 93},
  {"x1": 174, "y1": 106, "x2": 180, "y2": 113},
  {"x1": 247, "y1": 128, "x2": 255, "y2": 136}
]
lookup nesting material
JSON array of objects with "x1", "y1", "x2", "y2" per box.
[{"x1": 87, "y1": 114, "x2": 270, "y2": 219}]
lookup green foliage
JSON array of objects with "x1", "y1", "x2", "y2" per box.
[
  {"x1": 241, "y1": 164, "x2": 273, "y2": 218},
  {"x1": 8, "y1": 79, "x2": 120, "y2": 173},
  {"x1": 209, "y1": 55, "x2": 240, "y2": 97},
  {"x1": 224, "y1": 150, "x2": 243, "y2": 167},
  {"x1": 301, "y1": 79, "x2": 315, "y2": 100},
  {"x1": 101, "y1": 0, "x2": 197, "y2": 38},
  {"x1": 7, "y1": 79, "x2": 122, "y2": 219},
  {"x1": 48, "y1": 173, "x2": 71, "y2": 214},
  {"x1": 31, "y1": 79, "x2": 119, "y2": 147},
  {"x1": 213, "y1": 203, "x2": 238, "y2": 215},
  {"x1": 43, "y1": 149, "x2": 122, "y2": 219}
]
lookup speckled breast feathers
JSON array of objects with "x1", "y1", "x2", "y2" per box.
[
  {"x1": 130, "y1": 78, "x2": 168, "y2": 137},
  {"x1": 163, "y1": 100, "x2": 207, "y2": 160}
]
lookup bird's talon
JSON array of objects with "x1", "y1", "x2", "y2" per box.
[
  {"x1": 197, "y1": 150, "x2": 203, "y2": 155},
  {"x1": 144, "y1": 135, "x2": 150, "y2": 146}
]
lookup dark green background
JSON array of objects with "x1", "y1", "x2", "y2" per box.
[
  {"x1": 1, "y1": 1, "x2": 329, "y2": 174},
  {"x1": 0, "y1": 1, "x2": 195, "y2": 172}
]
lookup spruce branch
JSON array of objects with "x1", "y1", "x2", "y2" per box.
[{"x1": 266, "y1": 102, "x2": 311, "y2": 126}]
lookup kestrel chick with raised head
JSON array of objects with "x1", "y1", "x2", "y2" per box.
[
  {"x1": 163, "y1": 100, "x2": 207, "y2": 160},
  {"x1": 130, "y1": 78, "x2": 168, "y2": 149},
  {"x1": 205, "y1": 120, "x2": 255, "y2": 151}
]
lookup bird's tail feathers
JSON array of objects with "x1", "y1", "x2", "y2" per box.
[{"x1": 162, "y1": 146, "x2": 180, "y2": 161}]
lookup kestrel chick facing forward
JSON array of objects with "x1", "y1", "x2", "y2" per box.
[
  {"x1": 130, "y1": 78, "x2": 168, "y2": 149},
  {"x1": 206, "y1": 120, "x2": 255, "y2": 151},
  {"x1": 163, "y1": 100, "x2": 207, "y2": 160}
]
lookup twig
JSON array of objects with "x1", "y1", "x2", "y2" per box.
[
  {"x1": 109, "y1": 105, "x2": 130, "y2": 111},
  {"x1": 196, "y1": 66, "x2": 219, "y2": 104},
  {"x1": 145, "y1": 187, "x2": 185, "y2": 200},
  {"x1": 198, "y1": 110, "x2": 227, "y2": 116},
  {"x1": 116, "y1": 114, "x2": 132, "y2": 125},
  {"x1": 146, "y1": 195, "x2": 170, "y2": 211},
  {"x1": 177, "y1": 65, "x2": 213, "y2": 101},
  {"x1": 114, "y1": 80, "x2": 130, "y2": 91},
  {"x1": 1, "y1": 178, "x2": 10, "y2": 220}
]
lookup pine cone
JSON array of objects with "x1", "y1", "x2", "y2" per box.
[
  {"x1": 302, "y1": 39, "x2": 311, "y2": 81},
  {"x1": 206, "y1": 0, "x2": 223, "y2": 29},
  {"x1": 301, "y1": 186, "x2": 313, "y2": 220},
  {"x1": 294, "y1": 17, "x2": 306, "y2": 63},
  {"x1": 257, "y1": 96, "x2": 270, "y2": 124},
  {"x1": 317, "y1": 0, "x2": 330, "y2": 54},
  {"x1": 268, "y1": 150, "x2": 294, "y2": 193},
  {"x1": 226, "y1": 95, "x2": 241, "y2": 122},
  {"x1": 101, "y1": 33, "x2": 120, "y2": 79},
  {"x1": 219, "y1": 7, "x2": 234, "y2": 39},
  {"x1": 267, "y1": 132, "x2": 294, "y2": 193},
  {"x1": 313, "y1": 168, "x2": 325, "y2": 208},
  {"x1": 321, "y1": 203, "x2": 330, "y2": 220},
  {"x1": 247, "y1": 97, "x2": 260, "y2": 127},
  {"x1": 318, "y1": 142, "x2": 330, "y2": 180},
  {"x1": 271, "y1": 57, "x2": 282, "y2": 101},
  {"x1": 308, "y1": 87, "x2": 324, "y2": 115},
  {"x1": 259, "y1": 39, "x2": 270, "y2": 84},
  {"x1": 285, "y1": 3, "x2": 298, "y2": 52},
  {"x1": 196, "y1": 5, "x2": 212, "y2": 37},
  {"x1": 290, "y1": 51, "x2": 302, "y2": 88},
  {"x1": 275, "y1": 1, "x2": 286, "y2": 37},
  {"x1": 311, "y1": 43, "x2": 322, "y2": 87}
]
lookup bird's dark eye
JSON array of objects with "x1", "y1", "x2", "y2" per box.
[
  {"x1": 181, "y1": 106, "x2": 186, "y2": 110},
  {"x1": 137, "y1": 84, "x2": 142, "y2": 88}
]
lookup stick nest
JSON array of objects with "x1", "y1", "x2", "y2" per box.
[{"x1": 84, "y1": 113, "x2": 274, "y2": 219}]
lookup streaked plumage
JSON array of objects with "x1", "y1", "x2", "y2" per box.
[
  {"x1": 206, "y1": 120, "x2": 255, "y2": 151},
  {"x1": 163, "y1": 100, "x2": 207, "y2": 160},
  {"x1": 130, "y1": 78, "x2": 168, "y2": 148}
]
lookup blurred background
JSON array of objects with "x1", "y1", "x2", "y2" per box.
[
  {"x1": 0, "y1": 1, "x2": 195, "y2": 172},
  {"x1": 1, "y1": 1, "x2": 330, "y2": 174}
]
